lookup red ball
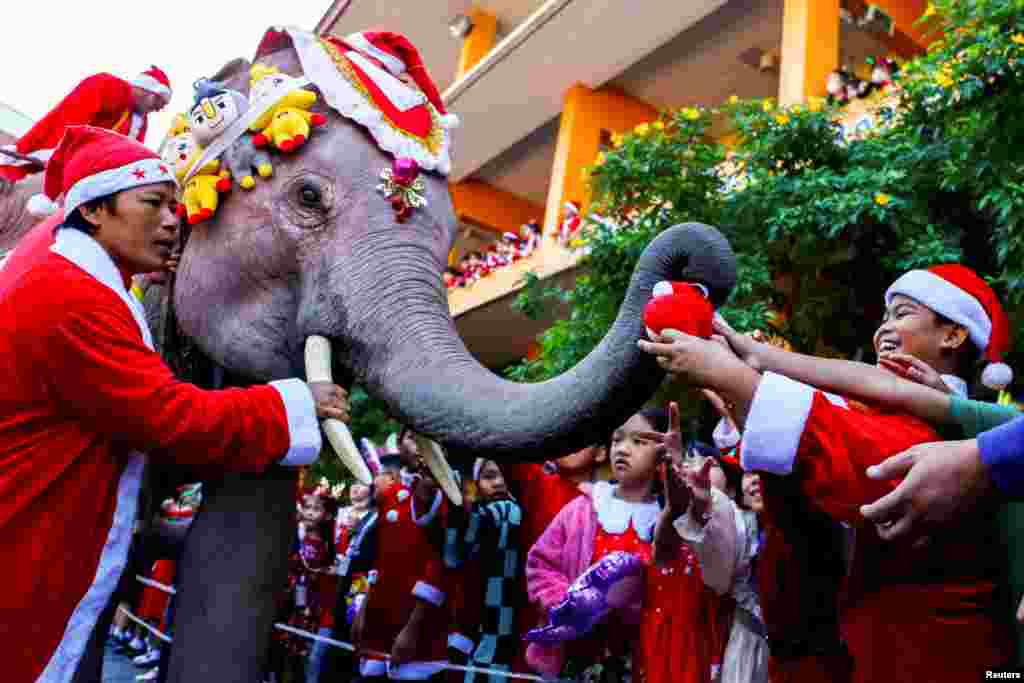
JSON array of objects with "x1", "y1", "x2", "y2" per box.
[{"x1": 642, "y1": 282, "x2": 714, "y2": 339}]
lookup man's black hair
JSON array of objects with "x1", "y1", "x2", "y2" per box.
[{"x1": 58, "y1": 193, "x2": 120, "y2": 236}]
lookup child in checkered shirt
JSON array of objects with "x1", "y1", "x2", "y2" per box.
[{"x1": 444, "y1": 458, "x2": 523, "y2": 683}]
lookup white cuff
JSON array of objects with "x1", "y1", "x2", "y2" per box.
[
  {"x1": 713, "y1": 417, "x2": 741, "y2": 450},
  {"x1": 270, "y1": 379, "x2": 322, "y2": 466},
  {"x1": 412, "y1": 580, "x2": 445, "y2": 606},
  {"x1": 740, "y1": 372, "x2": 815, "y2": 475},
  {"x1": 411, "y1": 489, "x2": 442, "y2": 526},
  {"x1": 448, "y1": 632, "x2": 475, "y2": 655}
]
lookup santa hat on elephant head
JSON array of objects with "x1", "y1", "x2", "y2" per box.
[
  {"x1": 344, "y1": 31, "x2": 459, "y2": 129},
  {"x1": 28, "y1": 125, "x2": 174, "y2": 217},
  {"x1": 132, "y1": 65, "x2": 173, "y2": 101},
  {"x1": 886, "y1": 264, "x2": 1013, "y2": 390}
]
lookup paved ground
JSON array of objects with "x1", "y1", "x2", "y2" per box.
[{"x1": 103, "y1": 641, "x2": 157, "y2": 683}]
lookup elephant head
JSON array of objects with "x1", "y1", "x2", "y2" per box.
[{"x1": 172, "y1": 30, "x2": 738, "y2": 468}]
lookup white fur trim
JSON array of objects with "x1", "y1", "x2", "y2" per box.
[
  {"x1": 411, "y1": 489, "x2": 442, "y2": 526},
  {"x1": 131, "y1": 74, "x2": 172, "y2": 99},
  {"x1": 439, "y1": 113, "x2": 460, "y2": 129},
  {"x1": 886, "y1": 270, "x2": 992, "y2": 352},
  {"x1": 27, "y1": 193, "x2": 59, "y2": 216},
  {"x1": 37, "y1": 455, "x2": 145, "y2": 682},
  {"x1": 712, "y1": 417, "x2": 741, "y2": 450},
  {"x1": 285, "y1": 27, "x2": 452, "y2": 175},
  {"x1": 386, "y1": 509, "x2": 399, "y2": 523},
  {"x1": 412, "y1": 580, "x2": 445, "y2": 607},
  {"x1": 591, "y1": 481, "x2": 660, "y2": 542},
  {"x1": 63, "y1": 157, "x2": 174, "y2": 218},
  {"x1": 652, "y1": 280, "x2": 673, "y2": 298},
  {"x1": 982, "y1": 362, "x2": 1013, "y2": 390},
  {"x1": 345, "y1": 33, "x2": 407, "y2": 75},
  {"x1": 396, "y1": 489, "x2": 410, "y2": 502},
  {"x1": 448, "y1": 632, "x2": 475, "y2": 655},
  {"x1": 270, "y1": 379, "x2": 322, "y2": 466},
  {"x1": 360, "y1": 658, "x2": 449, "y2": 680},
  {"x1": 741, "y1": 372, "x2": 816, "y2": 475},
  {"x1": 51, "y1": 229, "x2": 153, "y2": 350},
  {"x1": 345, "y1": 51, "x2": 425, "y2": 112},
  {"x1": 0, "y1": 145, "x2": 54, "y2": 165}
]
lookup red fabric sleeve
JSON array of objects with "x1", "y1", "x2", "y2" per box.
[
  {"x1": 741, "y1": 372, "x2": 940, "y2": 523},
  {"x1": 17, "y1": 74, "x2": 130, "y2": 153},
  {"x1": 46, "y1": 293, "x2": 292, "y2": 471}
]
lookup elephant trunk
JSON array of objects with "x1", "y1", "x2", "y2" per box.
[{"x1": 347, "y1": 223, "x2": 736, "y2": 461}]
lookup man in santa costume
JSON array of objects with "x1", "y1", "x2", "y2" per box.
[
  {"x1": 638, "y1": 264, "x2": 1016, "y2": 682},
  {"x1": 0, "y1": 66, "x2": 171, "y2": 184},
  {"x1": 0, "y1": 126, "x2": 349, "y2": 683}
]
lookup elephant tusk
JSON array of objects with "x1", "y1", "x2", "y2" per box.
[
  {"x1": 416, "y1": 435, "x2": 463, "y2": 507},
  {"x1": 304, "y1": 336, "x2": 373, "y2": 485}
]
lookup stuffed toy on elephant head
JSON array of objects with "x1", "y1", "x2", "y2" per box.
[{"x1": 189, "y1": 78, "x2": 274, "y2": 190}]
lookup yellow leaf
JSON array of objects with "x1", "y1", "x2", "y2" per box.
[
  {"x1": 875, "y1": 193, "x2": 891, "y2": 206},
  {"x1": 634, "y1": 123, "x2": 651, "y2": 136},
  {"x1": 653, "y1": 121, "x2": 665, "y2": 130},
  {"x1": 775, "y1": 114, "x2": 790, "y2": 125},
  {"x1": 1013, "y1": 34, "x2": 1024, "y2": 45},
  {"x1": 761, "y1": 99, "x2": 775, "y2": 112},
  {"x1": 594, "y1": 152, "x2": 607, "y2": 167},
  {"x1": 682, "y1": 107, "x2": 701, "y2": 121},
  {"x1": 727, "y1": 95, "x2": 739, "y2": 105}
]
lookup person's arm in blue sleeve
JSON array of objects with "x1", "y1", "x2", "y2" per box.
[{"x1": 977, "y1": 414, "x2": 1024, "y2": 498}]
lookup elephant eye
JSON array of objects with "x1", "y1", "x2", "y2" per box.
[{"x1": 299, "y1": 184, "x2": 321, "y2": 207}]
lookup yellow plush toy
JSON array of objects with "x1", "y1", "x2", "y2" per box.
[
  {"x1": 248, "y1": 63, "x2": 326, "y2": 152},
  {"x1": 176, "y1": 150, "x2": 231, "y2": 225},
  {"x1": 167, "y1": 113, "x2": 191, "y2": 137}
]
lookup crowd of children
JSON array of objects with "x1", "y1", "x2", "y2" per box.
[
  {"x1": 113, "y1": 262, "x2": 1019, "y2": 683},
  {"x1": 445, "y1": 221, "x2": 543, "y2": 290}
]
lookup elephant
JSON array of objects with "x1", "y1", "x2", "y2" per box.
[{"x1": 0, "y1": 31, "x2": 737, "y2": 683}]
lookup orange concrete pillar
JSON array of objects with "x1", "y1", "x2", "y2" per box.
[
  {"x1": 455, "y1": 8, "x2": 498, "y2": 80},
  {"x1": 778, "y1": 0, "x2": 840, "y2": 106},
  {"x1": 449, "y1": 179, "x2": 544, "y2": 236},
  {"x1": 543, "y1": 85, "x2": 659, "y2": 238}
]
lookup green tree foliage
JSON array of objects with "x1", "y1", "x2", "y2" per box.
[{"x1": 509, "y1": 0, "x2": 1024, "y2": 383}]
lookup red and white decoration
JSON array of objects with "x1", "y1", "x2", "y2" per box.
[
  {"x1": 131, "y1": 65, "x2": 173, "y2": 101},
  {"x1": 886, "y1": 264, "x2": 1013, "y2": 390},
  {"x1": 29, "y1": 125, "x2": 175, "y2": 217},
  {"x1": 260, "y1": 26, "x2": 456, "y2": 175}
]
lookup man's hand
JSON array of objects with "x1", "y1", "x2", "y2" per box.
[
  {"x1": 859, "y1": 439, "x2": 992, "y2": 541},
  {"x1": 308, "y1": 382, "x2": 350, "y2": 422},
  {"x1": 637, "y1": 330, "x2": 748, "y2": 387},
  {"x1": 711, "y1": 315, "x2": 763, "y2": 370},
  {"x1": 877, "y1": 352, "x2": 951, "y2": 394}
]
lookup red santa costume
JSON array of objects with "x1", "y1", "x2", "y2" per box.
[
  {"x1": 359, "y1": 477, "x2": 448, "y2": 679},
  {"x1": 0, "y1": 67, "x2": 170, "y2": 184},
  {"x1": 739, "y1": 265, "x2": 1015, "y2": 683},
  {"x1": 0, "y1": 126, "x2": 321, "y2": 683}
]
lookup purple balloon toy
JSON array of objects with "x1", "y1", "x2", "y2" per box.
[{"x1": 524, "y1": 551, "x2": 645, "y2": 644}]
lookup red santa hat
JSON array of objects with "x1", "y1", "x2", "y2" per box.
[
  {"x1": 30, "y1": 125, "x2": 173, "y2": 217},
  {"x1": 886, "y1": 264, "x2": 1013, "y2": 390},
  {"x1": 344, "y1": 31, "x2": 459, "y2": 128},
  {"x1": 131, "y1": 65, "x2": 173, "y2": 100}
]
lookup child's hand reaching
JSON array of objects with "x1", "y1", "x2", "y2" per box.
[
  {"x1": 683, "y1": 458, "x2": 714, "y2": 525},
  {"x1": 877, "y1": 352, "x2": 951, "y2": 394}
]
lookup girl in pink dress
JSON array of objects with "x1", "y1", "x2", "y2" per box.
[{"x1": 525, "y1": 408, "x2": 666, "y2": 680}]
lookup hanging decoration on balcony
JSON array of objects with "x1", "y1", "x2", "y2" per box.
[{"x1": 445, "y1": 220, "x2": 543, "y2": 290}]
